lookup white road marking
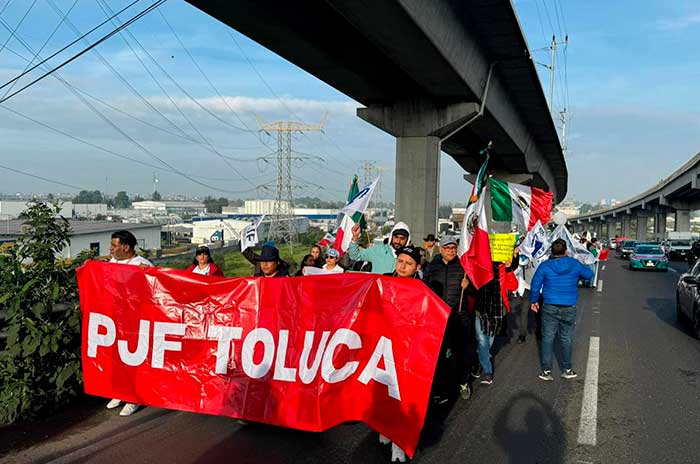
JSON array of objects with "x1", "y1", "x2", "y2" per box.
[
  {"x1": 668, "y1": 267, "x2": 678, "y2": 274},
  {"x1": 602, "y1": 265, "x2": 606, "y2": 271},
  {"x1": 578, "y1": 336, "x2": 600, "y2": 446},
  {"x1": 597, "y1": 280, "x2": 603, "y2": 292}
]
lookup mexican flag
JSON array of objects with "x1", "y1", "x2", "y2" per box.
[
  {"x1": 332, "y1": 178, "x2": 379, "y2": 256},
  {"x1": 489, "y1": 177, "x2": 553, "y2": 231},
  {"x1": 458, "y1": 188, "x2": 493, "y2": 289},
  {"x1": 469, "y1": 144, "x2": 491, "y2": 203}
]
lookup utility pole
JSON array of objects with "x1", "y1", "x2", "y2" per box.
[
  {"x1": 559, "y1": 108, "x2": 568, "y2": 157},
  {"x1": 549, "y1": 35, "x2": 556, "y2": 114},
  {"x1": 258, "y1": 119, "x2": 325, "y2": 245},
  {"x1": 152, "y1": 172, "x2": 158, "y2": 197}
]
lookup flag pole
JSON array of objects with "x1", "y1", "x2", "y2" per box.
[{"x1": 458, "y1": 272, "x2": 467, "y2": 313}]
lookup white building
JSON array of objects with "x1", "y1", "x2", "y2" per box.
[
  {"x1": 0, "y1": 220, "x2": 161, "y2": 259},
  {"x1": 244, "y1": 199, "x2": 289, "y2": 215},
  {"x1": 132, "y1": 201, "x2": 206, "y2": 216},
  {"x1": 0, "y1": 200, "x2": 73, "y2": 219},
  {"x1": 73, "y1": 203, "x2": 108, "y2": 218},
  {"x1": 191, "y1": 217, "x2": 309, "y2": 245}
]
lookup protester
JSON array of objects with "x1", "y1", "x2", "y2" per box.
[
  {"x1": 424, "y1": 235, "x2": 475, "y2": 400},
  {"x1": 380, "y1": 245, "x2": 423, "y2": 462},
  {"x1": 253, "y1": 245, "x2": 289, "y2": 278},
  {"x1": 511, "y1": 247, "x2": 538, "y2": 344},
  {"x1": 348, "y1": 222, "x2": 410, "y2": 274},
  {"x1": 530, "y1": 238, "x2": 594, "y2": 381},
  {"x1": 186, "y1": 245, "x2": 224, "y2": 277},
  {"x1": 321, "y1": 248, "x2": 344, "y2": 274},
  {"x1": 242, "y1": 240, "x2": 276, "y2": 275},
  {"x1": 423, "y1": 234, "x2": 440, "y2": 262},
  {"x1": 310, "y1": 244, "x2": 325, "y2": 268},
  {"x1": 105, "y1": 230, "x2": 152, "y2": 417},
  {"x1": 295, "y1": 254, "x2": 317, "y2": 276},
  {"x1": 471, "y1": 249, "x2": 520, "y2": 386}
]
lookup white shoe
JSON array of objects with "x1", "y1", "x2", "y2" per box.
[
  {"x1": 106, "y1": 398, "x2": 122, "y2": 409},
  {"x1": 391, "y1": 443, "x2": 406, "y2": 462},
  {"x1": 119, "y1": 403, "x2": 140, "y2": 416},
  {"x1": 378, "y1": 433, "x2": 391, "y2": 445},
  {"x1": 236, "y1": 419, "x2": 249, "y2": 426}
]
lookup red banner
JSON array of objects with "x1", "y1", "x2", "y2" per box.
[{"x1": 77, "y1": 261, "x2": 450, "y2": 457}]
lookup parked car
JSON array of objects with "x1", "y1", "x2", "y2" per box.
[
  {"x1": 629, "y1": 245, "x2": 668, "y2": 271},
  {"x1": 668, "y1": 239, "x2": 693, "y2": 261},
  {"x1": 619, "y1": 240, "x2": 637, "y2": 259},
  {"x1": 608, "y1": 239, "x2": 617, "y2": 250},
  {"x1": 676, "y1": 261, "x2": 700, "y2": 338}
]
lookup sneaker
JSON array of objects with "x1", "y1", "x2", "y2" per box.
[
  {"x1": 391, "y1": 442, "x2": 406, "y2": 462},
  {"x1": 379, "y1": 433, "x2": 391, "y2": 445},
  {"x1": 459, "y1": 383, "x2": 472, "y2": 400},
  {"x1": 471, "y1": 365, "x2": 483, "y2": 379},
  {"x1": 119, "y1": 403, "x2": 140, "y2": 416},
  {"x1": 538, "y1": 370, "x2": 554, "y2": 381},
  {"x1": 236, "y1": 419, "x2": 249, "y2": 426},
  {"x1": 517, "y1": 335, "x2": 526, "y2": 344},
  {"x1": 479, "y1": 374, "x2": 493, "y2": 385},
  {"x1": 561, "y1": 369, "x2": 578, "y2": 379},
  {"x1": 106, "y1": 398, "x2": 122, "y2": 409}
]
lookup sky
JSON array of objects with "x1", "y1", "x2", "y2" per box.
[{"x1": 1, "y1": 0, "x2": 700, "y2": 205}]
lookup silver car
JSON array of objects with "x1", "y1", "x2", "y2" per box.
[{"x1": 677, "y1": 260, "x2": 700, "y2": 338}]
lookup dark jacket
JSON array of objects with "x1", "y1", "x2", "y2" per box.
[
  {"x1": 424, "y1": 255, "x2": 466, "y2": 313},
  {"x1": 529, "y1": 256, "x2": 594, "y2": 306}
]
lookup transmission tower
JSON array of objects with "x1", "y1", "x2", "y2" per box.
[
  {"x1": 360, "y1": 161, "x2": 388, "y2": 219},
  {"x1": 259, "y1": 120, "x2": 325, "y2": 244}
]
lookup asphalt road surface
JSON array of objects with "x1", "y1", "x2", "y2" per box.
[{"x1": 4, "y1": 254, "x2": 700, "y2": 464}]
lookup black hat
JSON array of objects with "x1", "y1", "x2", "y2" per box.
[
  {"x1": 196, "y1": 245, "x2": 211, "y2": 255},
  {"x1": 255, "y1": 245, "x2": 280, "y2": 262},
  {"x1": 397, "y1": 245, "x2": 422, "y2": 265},
  {"x1": 423, "y1": 234, "x2": 437, "y2": 241}
]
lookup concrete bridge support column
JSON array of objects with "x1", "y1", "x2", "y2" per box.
[
  {"x1": 676, "y1": 210, "x2": 691, "y2": 233},
  {"x1": 637, "y1": 216, "x2": 648, "y2": 241},
  {"x1": 358, "y1": 100, "x2": 480, "y2": 242},
  {"x1": 654, "y1": 212, "x2": 667, "y2": 241},
  {"x1": 621, "y1": 216, "x2": 631, "y2": 237}
]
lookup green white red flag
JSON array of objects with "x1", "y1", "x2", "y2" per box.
[
  {"x1": 458, "y1": 187, "x2": 493, "y2": 289},
  {"x1": 489, "y1": 177, "x2": 553, "y2": 231}
]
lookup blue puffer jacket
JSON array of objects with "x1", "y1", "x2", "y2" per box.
[{"x1": 529, "y1": 256, "x2": 595, "y2": 306}]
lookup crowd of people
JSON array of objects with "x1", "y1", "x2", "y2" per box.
[{"x1": 104, "y1": 224, "x2": 593, "y2": 462}]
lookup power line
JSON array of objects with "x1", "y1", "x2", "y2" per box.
[
  {"x1": 0, "y1": 162, "x2": 88, "y2": 191},
  {"x1": 1, "y1": 0, "x2": 79, "y2": 99},
  {"x1": 0, "y1": 0, "x2": 37, "y2": 58},
  {"x1": 0, "y1": 0, "x2": 167, "y2": 104},
  {"x1": 0, "y1": 0, "x2": 143, "y2": 92}
]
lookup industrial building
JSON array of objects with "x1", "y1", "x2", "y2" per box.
[
  {"x1": 0, "y1": 200, "x2": 73, "y2": 219},
  {"x1": 0, "y1": 220, "x2": 161, "y2": 259}
]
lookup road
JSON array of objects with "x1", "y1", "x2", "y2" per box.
[{"x1": 4, "y1": 254, "x2": 700, "y2": 464}]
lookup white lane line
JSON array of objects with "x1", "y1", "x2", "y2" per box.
[
  {"x1": 578, "y1": 336, "x2": 600, "y2": 446},
  {"x1": 597, "y1": 280, "x2": 603, "y2": 292},
  {"x1": 669, "y1": 267, "x2": 678, "y2": 274},
  {"x1": 602, "y1": 265, "x2": 606, "y2": 271}
]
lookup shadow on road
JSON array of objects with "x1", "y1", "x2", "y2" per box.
[
  {"x1": 643, "y1": 297, "x2": 694, "y2": 338},
  {"x1": 493, "y1": 392, "x2": 566, "y2": 464}
]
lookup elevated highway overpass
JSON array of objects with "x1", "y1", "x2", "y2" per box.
[
  {"x1": 569, "y1": 153, "x2": 700, "y2": 241},
  {"x1": 186, "y1": 0, "x2": 567, "y2": 241}
]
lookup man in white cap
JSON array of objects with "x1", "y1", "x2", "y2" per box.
[{"x1": 348, "y1": 221, "x2": 411, "y2": 275}]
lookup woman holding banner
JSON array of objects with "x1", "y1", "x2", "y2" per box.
[{"x1": 186, "y1": 246, "x2": 224, "y2": 277}]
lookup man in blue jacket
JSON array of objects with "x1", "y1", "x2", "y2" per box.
[{"x1": 530, "y1": 238, "x2": 594, "y2": 381}]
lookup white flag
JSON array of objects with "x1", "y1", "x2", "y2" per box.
[
  {"x1": 549, "y1": 224, "x2": 597, "y2": 265},
  {"x1": 240, "y1": 215, "x2": 265, "y2": 251},
  {"x1": 520, "y1": 220, "x2": 549, "y2": 261}
]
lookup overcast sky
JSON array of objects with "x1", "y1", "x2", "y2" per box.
[{"x1": 1, "y1": 0, "x2": 700, "y2": 204}]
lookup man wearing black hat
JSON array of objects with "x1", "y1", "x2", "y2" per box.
[
  {"x1": 424, "y1": 235, "x2": 476, "y2": 400},
  {"x1": 423, "y1": 234, "x2": 440, "y2": 262},
  {"x1": 249, "y1": 245, "x2": 289, "y2": 278}
]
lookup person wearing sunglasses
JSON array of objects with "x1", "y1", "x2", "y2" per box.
[
  {"x1": 321, "y1": 248, "x2": 344, "y2": 274},
  {"x1": 186, "y1": 245, "x2": 224, "y2": 277}
]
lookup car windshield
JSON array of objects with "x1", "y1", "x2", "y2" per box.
[
  {"x1": 623, "y1": 241, "x2": 636, "y2": 247},
  {"x1": 634, "y1": 246, "x2": 662, "y2": 255},
  {"x1": 671, "y1": 241, "x2": 690, "y2": 246}
]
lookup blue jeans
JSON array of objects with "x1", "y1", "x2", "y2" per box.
[
  {"x1": 540, "y1": 304, "x2": 577, "y2": 371},
  {"x1": 474, "y1": 317, "x2": 495, "y2": 375}
]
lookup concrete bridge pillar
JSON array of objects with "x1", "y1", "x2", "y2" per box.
[
  {"x1": 358, "y1": 100, "x2": 480, "y2": 242},
  {"x1": 676, "y1": 210, "x2": 691, "y2": 233},
  {"x1": 621, "y1": 216, "x2": 631, "y2": 237},
  {"x1": 637, "y1": 216, "x2": 648, "y2": 241},
  {"x1": 654, "y1": 212, "x2": 667, "y2": 240}
]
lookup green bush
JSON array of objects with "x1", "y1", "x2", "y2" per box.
[{"x1": 0, "y1": 201, "x2": 91, "y2": 424}]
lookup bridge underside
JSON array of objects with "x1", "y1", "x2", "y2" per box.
[{"x1": 187, "y1": 0, "x2": 567, "y2": 240}]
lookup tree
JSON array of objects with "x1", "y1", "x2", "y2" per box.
[
  {"x1": 0, "y1": 201, "x2": 91, "y2": 423},
  {"x1": 438, "y1": 205, "x2": 453, "y2": 219},
  {"x1": 133, "y1": 195, "x2": 145, "y2": 202},
  {"x1": 152, "y1": 191, "x2": 162, "y2": 201},
  {"x1": 203, "y1": 196, "x2": 229, "y2": 213},
  {"x1": 72, "y1": 190, "x2": 103, "y2": 204},
  {"x1": 579, "y1": 203, "x2": 595, "y2": 214},
  {"x1": 113, "y1": 191, "x2": 130, "y2": 209}
]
